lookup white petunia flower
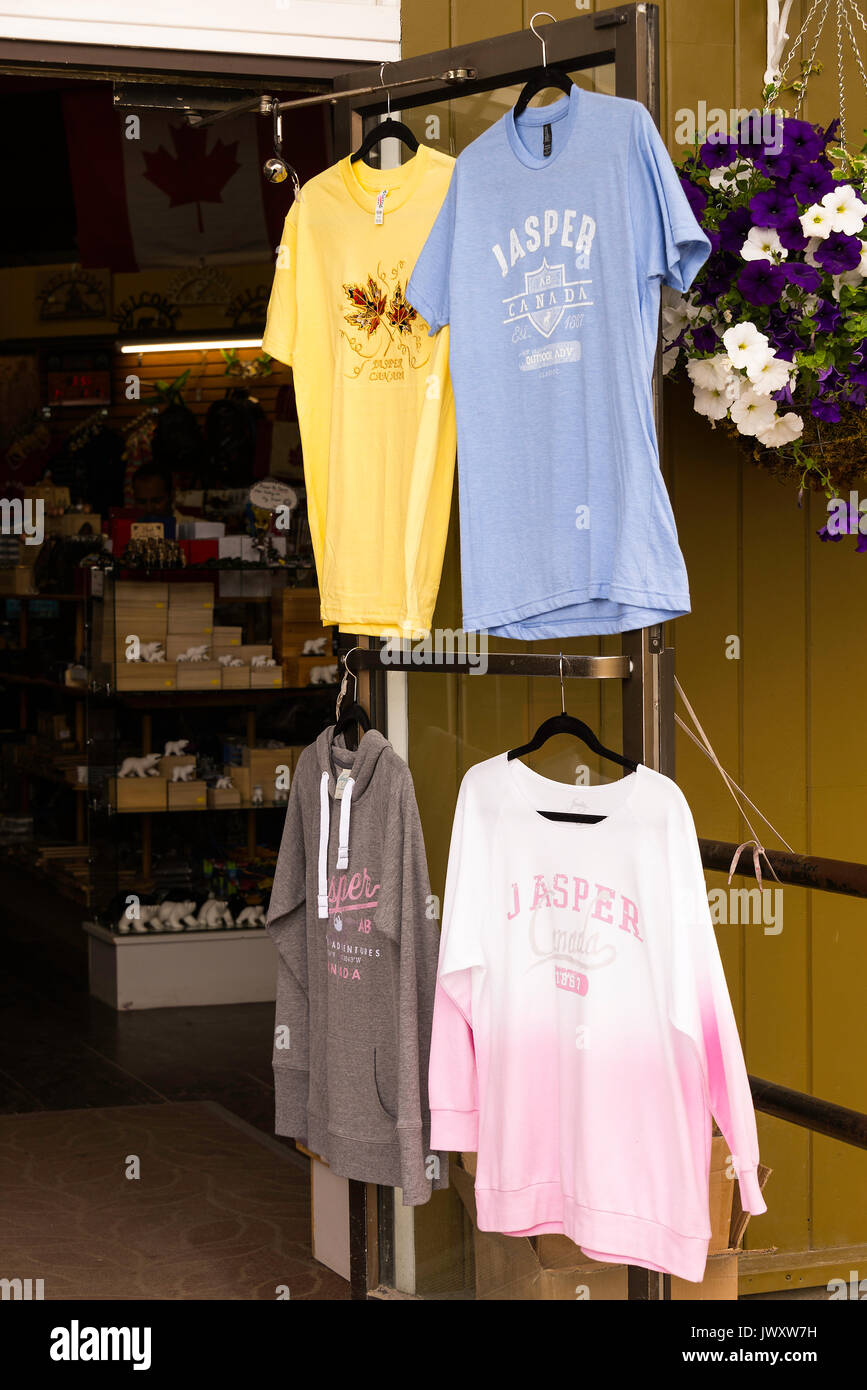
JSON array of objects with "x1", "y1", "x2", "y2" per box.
[
  {"x1": 820, "y1": 184, "x2": 867, "y2": 236},
  {"x1": 661, "y1": 302, "x2": 691, "y2": 342},
  {"x1": 803, "y1": 237, "x2": 823, "y2": 269},
  {"x1": 708, "y1": 161, "x2": 753, "y2": 193},
  {"x1": 730, "y1": 386, "x2": 777, "y2": 436},
  {"x1": 756, "y1": 411, "x2": 804, "y2": 447},
  {"x1": 662, "y1": 344, "x2": 679, "y2": 375},
  {"x1": 692, "y1": 385, "x2": 731, "y2": 420},
  {"x1": 722, "y1": 321, "x2": 770, "y2": 372},
  {"x1": 800, "y1": 203, "x2": 834, "y2": 239},
  {"x1": 686, "y1": 353, "x2": 734, "y2": 391},
  {"x1": 745, "y1": 349, "x2": 792, "y2": 395},
  {"x1": 832, "y1": 268, "x2": 864, "y2": 300},
  {"x1": 741, "y1": 226, "x2": 788, "y2": 262}
]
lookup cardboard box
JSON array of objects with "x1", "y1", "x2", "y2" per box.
[
  {"x1": 220, "y1": 665, "x2": 251, "y2": 689},
  {"x1": 109, "y1": 776, "x2": 167, "y2": 812},
  {"x1": 213, "y1": 626, "x2": 243, "y2": 648},
  {"x1": 176, "y1": 661, "x2": 221, "y2": 691},
  {"x1": 452, "y1": 1152, "x2": 771, "y2": 1302},
  {"x1": 159, "y1": 755, "x2": 196, "y2": 780},
  {"x1": 167, "y1": 779, "x2": 208, "y2": 811},
  {"x1": 207, "y1": 786, "x2": 242, "y2": 809}
]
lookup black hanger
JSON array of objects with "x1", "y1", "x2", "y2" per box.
[
  {"x1": 333, "y1": 650, "x2": 371, "y2": 752},
  {"x1": 507, "y1": 655, "x2": 637, "y2": 823},
  {"x1": 333, "y1": 700, "x2": 371, "y2": 753},
  {"x1": 351, "y1": 63, "x2": 420, "y2": 164},
  {"x1": 514, "y1": 13, "x2": 574, "y2": 119}
]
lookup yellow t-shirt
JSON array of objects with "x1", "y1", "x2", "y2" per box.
[{"x1": 262, "y1": 146, "x2": 457, "y2": 638}]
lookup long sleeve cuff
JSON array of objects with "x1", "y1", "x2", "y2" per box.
[
  {"x1": 736, "y1": 1165, "x2": 767, "y2": 1215},
  {"x1": 430, "y1": 1107, "x2": 479, "y2": 1151}
]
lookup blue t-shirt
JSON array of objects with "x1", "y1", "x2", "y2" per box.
[{"x1": 407, "y1": 88, "x2": 710, "y2": 638}]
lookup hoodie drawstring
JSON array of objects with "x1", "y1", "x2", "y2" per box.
[{"x1": 317, "y1": 770, "x2": 356, "y2": 918}]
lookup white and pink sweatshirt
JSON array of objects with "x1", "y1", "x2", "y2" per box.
[{"x1": 428, "y1": 755, "x2": 767, "y2": 1284}]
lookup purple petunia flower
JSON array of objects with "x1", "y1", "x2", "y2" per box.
[
  {"x1": 749, "y1": 187, "x2": 798, "y2": 227},
  {"x1": 718, "y1": 206, "x2": 753, "y2": 253},
  {"x1": 778, "y1": 217, "x2": 810, "y2": 252},
  {"x1": 782, "y1": 118, "x2": 826, "y2": 163},
  {"x1": 679, "y1": 174, "x2": 707, "y2": 222},
  {"x1": 784, "y1": 262, "x2": 821, "y2": 291},
  {"x1": 699, "y1": 135, "x2": 739, "y2": 169},
  {"x1": 738, "y1": 259, "x2": 787, "y2": 305},
  {"x1": 814, "y1": 231, "x2": 863, "y2": 273},
  {"x1": 754, "y1": 147, "x2": 794, "y2": 181},
  {"x1": 694, "y1": 253, "x2": 738, "y2": 305},
  {"x1": 692, "y1": 324, "x2": 717, "y2": 352},
  {"x1": 813, "y1": 300, "x2": 842, "y2": 333},
  {"x1": 790, "y1": 161, "x2": 836, "y2": 203},
  {"x1": 811, "y1": 398, "x2": 842, "y2": 422}
]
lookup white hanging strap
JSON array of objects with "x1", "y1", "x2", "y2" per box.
[
  {"x1": 336, "y1": 777, "x2": 355, "y2": 870},
  {"x1": 674, "y1": 677, "x2": 793, "y2": 888},
  {"x1": 317, "y1": 770, "x2": 330, "y2": 919}
]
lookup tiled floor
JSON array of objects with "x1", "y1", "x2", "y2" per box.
[{"x1": 0, "y1": 866, "x2": 350, "y2": 1300}]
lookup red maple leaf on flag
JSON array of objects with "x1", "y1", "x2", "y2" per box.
[{"x1": 142, "y1": 124, "x2": 241, "y2": 234}]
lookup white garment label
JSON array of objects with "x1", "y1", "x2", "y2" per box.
[
  {"x1": 335, "y1": 770, "x2": 352, "y2": 800},
  {"x1": 374, "y1": 189, "x2": 388, "y2": 225}
]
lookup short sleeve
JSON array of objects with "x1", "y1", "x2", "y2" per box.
[
  {"x1": 629, "y1": 103, "x2": 710, "y2": 292},
  {"x1": 407, "y1": 169, "x2": 457, "y2": 334},
  {"x1": 262, "y1": 198, "x2": 300, "y2": 366}
]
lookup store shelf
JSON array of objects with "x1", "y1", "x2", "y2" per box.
[
  {"x1": 104, "y1": 800, "x2": 289, "y2": 814},
  {"x1": 0, "y1": 674, "x2": 88, "y2": 696}
]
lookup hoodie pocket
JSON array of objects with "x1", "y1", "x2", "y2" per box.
[{"x1": 326, "y1": 1034, "x2": 396, "y2": 1141}]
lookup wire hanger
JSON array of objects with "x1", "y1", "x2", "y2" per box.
[
  {"x1": 508, "y1": 654, "x2": 637, "y2": 823},
  {"x1": 514, "y1": 12, "x2": 575, "y2": 119},
  {"x1": 333, "y1": 647, "x2": 372, "y2": 752},
  {"x1": 351, "y1": 63, "x2": 421, "y2": 165}
]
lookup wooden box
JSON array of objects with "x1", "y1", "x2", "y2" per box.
[
  {"x1": 115, "y1": 664, "x2": 177, "y2": 691},
  {"x1": 166, "y1": 634, "x2": 212, "y2": 661},
  {"x1": 207, "y1": 786, "x2": 242, "y2": 809},
  {"x1": 115, "y1": 581, "x2": 169, "y2": 606},
  {"x1": 220, "y1": 665, "x2": 251, "y2": 689},
  {"x1": 167, "y1": 779, "x2": 208, "y2": 811},
  {"x1": 168, "y1": 582, "x2": 214, "y2": 609},
  {"x1": 285, "y1": 655, "x2": 338, "y2": 687},
  {"x1": 250, "y1": 667, "x2": 284, "y2": 689},
  {"x1": 109, "y1": 776, "x2": 167, "y2": 811},
  {"x1": 235, "y1": 644, "x2": 273, "y2": 663},
  {"x1": 176, "y1": 661, "x2": 221, "y2": 691},
  {"x1": 159, "y1": 755, "x2": 197, "y2": 780},
  {"x1": 166, "y1": 613, "x2": 214, "y2": 635}
]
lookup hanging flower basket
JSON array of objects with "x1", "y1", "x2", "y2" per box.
[{"x1": 665, "y1": 111, "x2": 867, "y2": 499}]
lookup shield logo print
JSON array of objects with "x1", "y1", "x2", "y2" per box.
[{"x1": 524, "y1": 259, "x2": 566, "y2": 338}]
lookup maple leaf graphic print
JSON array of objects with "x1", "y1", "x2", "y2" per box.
[
  {"x1": 142, "y1": 124, "x2": 241, "y2": 235},
  {"x1": 386, "y1": 283, "x2": 418, "y2": 335},
  {"x1": 343, "y1": 275, "x2": 388, "y2": 336}
]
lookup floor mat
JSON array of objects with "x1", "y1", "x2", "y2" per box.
[{"x1": 0, "y1": 1100, "x2": 350, "y2": 1300}]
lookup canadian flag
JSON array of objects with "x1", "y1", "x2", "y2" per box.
[{"x1": 62, "y1": 86, "x2": 328, "y2": 271}]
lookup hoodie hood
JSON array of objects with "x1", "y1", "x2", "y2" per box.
[{"x1": 314, "y1": 726, "x2": 391, "y2": 919}]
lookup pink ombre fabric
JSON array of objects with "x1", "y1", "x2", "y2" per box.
[{"x1": 428, "y1": 755, "x2": 766, "y2": 1284}]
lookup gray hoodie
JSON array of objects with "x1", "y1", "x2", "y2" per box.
[{"x1": 266, "y1": 725, "x2": 448, "y2": 1204}]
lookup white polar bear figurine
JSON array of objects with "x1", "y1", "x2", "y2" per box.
[
  {"x1": 177, "y1": 644, "x2": 209, "y2": 663},
  {"x1": 310, "y1": 664, "x2": 338, "y2": 685},
  {"x1": 153, "y1": 899, "x2": 196, "y2": 933},
  {"x1": 250, "y1": 654, "x2": 277, "y2": 668},
  {"x1": 117, "y1": 903, "x2": 159, "y2": 934},
  {"x1": 194, "y1": 898, "x2": 233, "y2": 930},
  {"x1": 236, "y1": 904, "x2": 265, "y2": 928},
  {"x1": 118, "y1": 753, "x2": 162, "y2": 778},
  {"x1": 217, "y1": 654, "x2": 243, "y2": 667},
  {"x1": 302, "y1": 637, "x2": 328, "y2": 656},
  {"x1": 215, "y1": 775, "x2": 234, "y2": 790},
  {"x1": 171, "y1": 765, "x2": 195, "y2": 782},
  {"x1": 139, "y1": 642, "x2": 166, "y2": 663},
  {"x1": 163, "y1": 739, "x2": 189, "y2": 757}
]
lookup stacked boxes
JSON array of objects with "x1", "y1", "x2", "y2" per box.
[
  {"x1": 272, "y1": 588, "x2": 333, "y2": 686},
  {"x1": 112, "y1": 582, "x2": 174, "y2": 691},
  {"x1": 169, "y1": 583, "x2": 219, "y2": 690},
  {"x1": 237, "y1": 745, "x2": 300, "y2": 804}
]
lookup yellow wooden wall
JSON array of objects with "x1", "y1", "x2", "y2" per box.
[{"x1": 403, "y1": 0, "x2": 867, "y2": 1286}]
